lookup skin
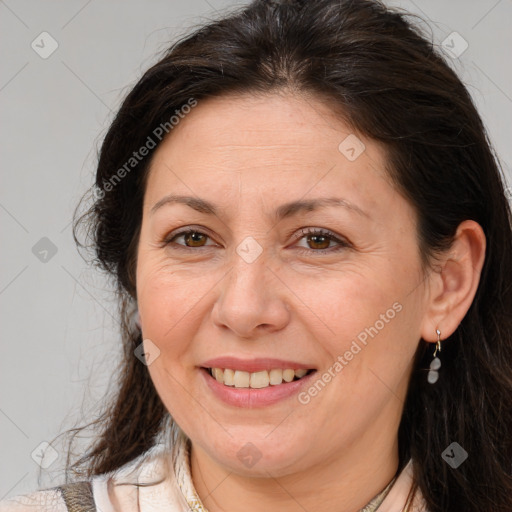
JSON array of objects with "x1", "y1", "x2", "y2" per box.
[{"x1": 135, "y1": 91, "x2": 486, "y2": 512}]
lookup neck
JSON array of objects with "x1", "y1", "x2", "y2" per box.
[{"x1": 190, "y1": 428, "x2": 400, "y2": 512}]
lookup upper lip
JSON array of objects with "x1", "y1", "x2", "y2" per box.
[{"x1": 200, "y1": 357, "x2": 316, "y2": 373}]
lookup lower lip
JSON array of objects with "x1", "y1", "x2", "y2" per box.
[{"x1": 199, "y1": 367, "x2": 317, "y2": 408}]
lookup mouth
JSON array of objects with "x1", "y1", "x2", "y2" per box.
[{"x1": 201, "y1": 366, "x2": 317, "y2": 389}]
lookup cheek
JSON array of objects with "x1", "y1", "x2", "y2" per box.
[
  {"x1": 137, "y1": 264, "x2": 212, "y2": 428},
  {"x1": 136, "y1": 264, "x2": 203, "y2": 376},
  {"x1": 303, "y1": 261, "x2": 422, "y2": 392},
  {"x1": 137, "y1": 254, "x2": 215, "y2": 328},
  {"x1": 289, "y1": 264, "x2": 396, "y2": 344}
]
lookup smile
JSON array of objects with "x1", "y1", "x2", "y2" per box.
[{"x1": 205, "y1": 367, "x2": 315, "y2": 388}]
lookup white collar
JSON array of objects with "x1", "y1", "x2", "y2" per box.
[{"x1": 93, "y1": 416, "x2": 425, "y2": 512}]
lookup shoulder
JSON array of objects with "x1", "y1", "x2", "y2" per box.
[
  {"x1": 0, "y1": 487, "x2": 67, "y2": 512},
  {"x1": 0, "y1": 446, "x2": 180, "y2": 512},
  {"x1": 0, "y1": 425, "x2": 194, "y2": 512},
  {"x1": 0, "y1": 480, "x2": 97, "y2": 512}
]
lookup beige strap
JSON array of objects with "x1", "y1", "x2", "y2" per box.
[{"x1": 57, "y1": 481, "x2": 96, "y2": 512}]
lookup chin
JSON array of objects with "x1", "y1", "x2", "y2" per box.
[{"x1": 204, "y1": 435, "x2": 309, "y2": 477}]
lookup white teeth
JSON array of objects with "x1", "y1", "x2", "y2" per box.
[
  {"x1": 223, "y1": 368, "x2": 235, "y2": 386},
  {"x1": 209, "y1": 367, "x2": 312, "y2": 388},
  {"x1": 269, "y1": 368, "x2": 283, "y2": 385},
  {"x1": 250, "y1": 370, "x2": 270, "y2": 388},
  {"x1": 212, "y1": 368, "x2": 224, "y2": 383},
  {"x1": 234, "y1": 370, "x2": 250, "y2": 388},
  {"x1": 282, "y1": 369, "x2": 295, "y2": 382}
]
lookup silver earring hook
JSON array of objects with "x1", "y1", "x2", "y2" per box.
[{"x1": 433, "y1": 329, "x2": 442, "y2": 357}]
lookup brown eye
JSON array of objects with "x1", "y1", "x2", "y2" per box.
[
  {"x1": 306, "y1": 233, "x2": 331, "y2": 250},
  {"x1": 294, "y1": 228, "x2": 351, "y2": 255},
  {"x1": 165, "y1": 229, "x2": 214, "y2": 249},
  {"x1": 182, "y1": 231, "x2": 208, "y2": 247}
]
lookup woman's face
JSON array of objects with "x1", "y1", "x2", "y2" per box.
[{"x1": 136, "y1": 92, "x2": 431, "y2": 477}]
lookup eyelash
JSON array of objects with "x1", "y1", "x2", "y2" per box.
[{"x1": 162, "y1": 227, "x2": 351, "y2": 255}]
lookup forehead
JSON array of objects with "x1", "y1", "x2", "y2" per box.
[
  {"x1": 143, "y1": 92, "x2": 397, "y2": 220},
  {"x1": 151, "y1": 92, "x2": 367, "y2": 158}
]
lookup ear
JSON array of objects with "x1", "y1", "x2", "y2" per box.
[{"x1": 420, "y1": 220, "x2": 486, "y2": 342}]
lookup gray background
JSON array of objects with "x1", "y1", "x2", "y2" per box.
[{"x1": 1, "y1": 0, "x2": 511, "y2": 501}]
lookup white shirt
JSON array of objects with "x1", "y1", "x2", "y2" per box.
[{"x1": 0, "y1": 421, "x2": 428, "y2": 512}]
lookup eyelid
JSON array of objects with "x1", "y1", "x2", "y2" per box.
[
  {"x1": 290, "y1": 227, "x2": 340, "y2": 241},
  {"x1": 286, "y1": 225, "x2": 348, "y2": 242}
]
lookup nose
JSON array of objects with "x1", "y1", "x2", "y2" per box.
[{"x1": 211, "y1": 250, "x2": 291, "y2": 339}]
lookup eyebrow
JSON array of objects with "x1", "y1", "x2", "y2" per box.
[{"x1": 150, "y1": 194, "x2": 369, "y2": 220}]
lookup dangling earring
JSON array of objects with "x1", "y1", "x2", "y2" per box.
[{"x1": 428, "y1": 329, "x2": 442, "y2": 384}]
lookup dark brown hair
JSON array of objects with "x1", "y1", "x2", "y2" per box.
[{"x1": 62, "y1": 1, "x2": 512, "y2": 510}]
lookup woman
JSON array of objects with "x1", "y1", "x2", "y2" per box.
[{"x1": 1, "y1": 0, "x2": 511, "y2": 511}]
